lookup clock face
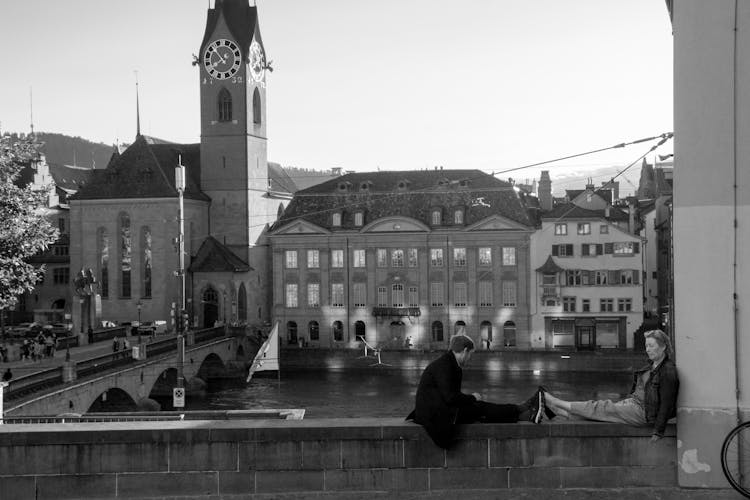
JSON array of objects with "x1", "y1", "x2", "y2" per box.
[
  {"x1": 203, "y1": 39, "x2": 241, "y2": 80},
  {"x1": 248, "y1": 40, "x2": 265, "y2": 83}
]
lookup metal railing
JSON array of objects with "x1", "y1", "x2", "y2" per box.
[
  {"x1": 3, "y1": 409, "x2": 305, "y2": 423},
  {"x1": 3, "y1": 326, "x2": 228, "y2": 402}
]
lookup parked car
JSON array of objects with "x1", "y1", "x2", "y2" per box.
[
  {"x1": 46, "y1": 323, "x2": 72, "y2": 336},
  {"x1": 11, "y1": 322, "x2": 44, "y2": 338}
]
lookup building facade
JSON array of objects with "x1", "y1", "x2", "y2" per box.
[
  {"x1": 269, "y1": 170, "x2": 538, "y2": 350},
  {"x1": 529, "y1": 195, "x2": 644, "y2": 350}
]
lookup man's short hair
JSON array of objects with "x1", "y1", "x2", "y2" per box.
[{"x1": 449, "y1": 334, "x2": 474, "y2": 353}]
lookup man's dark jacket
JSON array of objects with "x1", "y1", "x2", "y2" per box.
[{"x1": 406, "y1": 351, "x2": 476, "y2": 448}]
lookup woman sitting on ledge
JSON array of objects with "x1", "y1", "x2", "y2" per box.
[{"x1": 542, "y1": 329, "x2": 679, "y2": 441}]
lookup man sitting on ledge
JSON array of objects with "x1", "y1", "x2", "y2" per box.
[{"x1": 406, "y1": 334, "x2": 545, "y2": 449}]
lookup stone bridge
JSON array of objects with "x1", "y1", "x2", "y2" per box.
[{"x1": 5, "y1": 337, "x2": 242, "y2": 416}]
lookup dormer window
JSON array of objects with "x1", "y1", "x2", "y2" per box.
[
  {"x1": 354, "y1": 212, "x2": 364, "y2": 226},
  {"x1": 459, "y1": 179, "x2": 469, "y2": 188},
  {"x1": 454, "y1": 209, "x2": 464, "y2": 224},
  {"x1": 396, "y1": 180, "x2": 409, "y2": 191},
  {"x1": 431, "y1": 209, "x2": 442, "y2": 225},
  {"x1": 337, "y1": 182, "x2": 349, "y2": 192},
  {"x1": 332, "y1": 212, "x2": 342, "y2": 227},
  {"x1": 359, "y1": 182, "x2": 370, "y2": 191}
]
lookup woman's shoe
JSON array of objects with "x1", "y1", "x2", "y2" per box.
[{"x1": 538, "y1": 386, "x2": 557, "y2": 420}]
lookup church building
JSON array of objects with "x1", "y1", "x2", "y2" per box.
[{"x1": 69, "y1": 0, "x2": 289, "y2": 335}]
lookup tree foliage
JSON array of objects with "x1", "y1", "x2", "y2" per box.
[{"x1": 0, "y1": 135, "x2": 59, "y2": 310}]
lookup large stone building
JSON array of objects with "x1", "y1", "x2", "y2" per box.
[
  {"x1": 269, "y1": 170, "x2": 538, "y2": 349},
  {"x1": 68, "y1": 0, "x2": 294, "y2": 335}
]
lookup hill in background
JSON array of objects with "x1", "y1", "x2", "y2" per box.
[{"x1": 5, "y1": 132, "x2": 116, "y2": 170}]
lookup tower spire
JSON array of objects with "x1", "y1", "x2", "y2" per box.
[
  {"x1": 135, "y1": 70, "x2": 141, "y2": 136},
  {"x1": 29, "y1": 86, "x2": 35, "y2": 137}
]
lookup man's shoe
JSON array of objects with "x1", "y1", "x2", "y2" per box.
[{"x1": 538, "y1": 386, "x2": 556, "y2": 420}]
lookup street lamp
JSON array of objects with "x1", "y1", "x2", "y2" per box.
[{"x1": 136, "y1": 299, "x2": 142, "y2": 345}]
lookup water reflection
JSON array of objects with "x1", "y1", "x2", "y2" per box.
[{"x1": 194, "y1": 369, "x2": 632, "y2": 418}]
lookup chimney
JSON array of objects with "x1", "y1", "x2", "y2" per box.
[{"x1": 538, "y1": 170, "x2": 552, "y2": 211}]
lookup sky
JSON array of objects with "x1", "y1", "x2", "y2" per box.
[{"x1": 0, "y1": 0, "x2": 674, "y2": 196}]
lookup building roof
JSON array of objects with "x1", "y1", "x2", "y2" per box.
[
  {"x1": 536, "y1": 255, "x2": 564, "y2": 273},
  {"x1": 48, "y1": 163, "x2": 93, "y2": 191},
  {"x1": 541, "y1": 202, "x2": 629, "y2": 222},
  {"x1": 70, "y1": 135, "x2": 209, "y2": 201},
  {"x1": 200, "y1": 0, "x2": 263, "y2": 62},
  {"x1": 566, "y1": 188, "x2": 612, "y2": 205},
  {"x1": 273, "y1": 169, "x2": 537, "y2": 231},
  {"x1": 189, "y1": 236, "x2": 251, "y2": 273}
]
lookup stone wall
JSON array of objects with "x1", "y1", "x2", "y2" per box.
[{"x1": 0, "y1": 418, "x2": 690, "y2": 499}]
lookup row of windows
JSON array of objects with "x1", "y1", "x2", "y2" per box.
[
  {"x1": 285, "y1": 319, "x2": 517, "y2": 346},
  {"x1": 217, "y1": 87, "x2": 261, "y2": 124},
  {"x1": 554, "y1": 222, "x2": 609, "y2": 235},
  {"x1": 559, "y1": 297, "x2": 632, "y2": 312},
  {"x1": 330, "y1": 207, "x2": 469, "y2": 228},
  {"x1": 284, "y1": 247, "x2": 517, "y2": 269},
  {"x1": 551, "y1": 241, "x2": 640, "y2": 257},
  {"x1": 542, "y1": 269, "x2": 640, "y2": 286},
  {"x1": 284, "y1": 281, "x2": 518, "y2": 308}
]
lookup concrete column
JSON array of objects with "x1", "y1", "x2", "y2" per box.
[{"x1": 673, "y1": 0, "x2": 750, "y2": 487}]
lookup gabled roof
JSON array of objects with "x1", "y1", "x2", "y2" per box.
[
  {"x1": 189, "y1": 236, "x2": 251, "y2": 273},
  {"x1": 200, "y1": 0, "x2": 263, "y2": 62},
  {"x1": 70, "y1": 135, "x2": 208, "y2": 201},
  {"x1": 536, "y1": 255, "x2": 564, "y2": 273},
  {"x1": 566, "y1": 188, "x2": 612, "y2": 205},
  {"x1": 268, "y1": 162, "x2": 298, "y2": 194},
  {"x1": 542, "y1": 202, "x2": 629, "y2": 222},
  {"x1": 273, "y1": 169, "x2": 537, "y2": 231}
]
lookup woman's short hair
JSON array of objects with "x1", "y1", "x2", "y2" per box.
[
  {"x1": 644, "y1": 329, "x2": 674, "y2": 359},
  {"x1": 449, "y1": 334, "x2": 475, "y2": 353}
]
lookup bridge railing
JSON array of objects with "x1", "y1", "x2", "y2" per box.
[
  {"x1": 3, "y1": 327, "x2": 230, "y2": 402},
  {"x1": 2, "y1": 409, "x2": 305, "y2": 423}
]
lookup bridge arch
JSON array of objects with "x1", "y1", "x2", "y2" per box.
[{"x1": 87, "y1": 387, "x2": 137, "y2": 412}]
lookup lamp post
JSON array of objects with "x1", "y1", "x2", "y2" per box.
[{"x1": 136, "y1": 299, "x2": 142, "y2": 346}]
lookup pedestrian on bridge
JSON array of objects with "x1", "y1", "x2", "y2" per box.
[{"x1": 2, "y1": 368, "x2": 12, "y2": 382}]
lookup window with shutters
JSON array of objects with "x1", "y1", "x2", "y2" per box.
[
  {"x1": 581, "y1": 244, "x2": 602, "y2": 256},
  {"x1": 552, "y1": 244, "x2": 574, "y2": 257},
  {"x1": 596, "y1": 270, "x2": 608, "y2": 285},
  {"x1": 614, "y1": 242, "x2": 638, "y2": 254}
]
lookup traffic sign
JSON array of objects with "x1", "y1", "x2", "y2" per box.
[{"x1": 173, "y1": 387, "x2": 185, "y2": 408}]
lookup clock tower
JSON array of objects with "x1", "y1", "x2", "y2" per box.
[{"x1": 198, "y1": 0, "x2": 270, "y2": 258}]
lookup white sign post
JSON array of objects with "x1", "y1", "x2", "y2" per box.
[{"x1": 173, "y1": 387, "x2": 185, "y2": 408}]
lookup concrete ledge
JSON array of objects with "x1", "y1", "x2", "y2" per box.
[{"x1": 0, "y1": 418, "x2": 715, "y2": 500}]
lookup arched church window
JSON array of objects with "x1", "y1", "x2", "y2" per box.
[
  {"x1": 141, "y1": 226, "x2": 152, "y2": 298},
  {"x1": 98, "y1": 227, "x2": 109, "y2": 299},
  {"x1": 238, "y1": 283, "x2": 247, "y2": 322},
  {"x1": 119, "y1": 212, "x2": 131, "y2": 298},
  {"x1": 252, "y1": 88, "x2": 261, "y2": 124},
  {"x1": 218, "y1": 88, "x2": 232, "y2": 122}
]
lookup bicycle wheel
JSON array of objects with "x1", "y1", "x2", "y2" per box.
[{"x1": 722, "y1": 420, "x2": 750, "y2": 498}]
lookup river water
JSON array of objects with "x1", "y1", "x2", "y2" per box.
[{"x1": 187, "y1": 369, "x2": 632, "y2": 418}]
